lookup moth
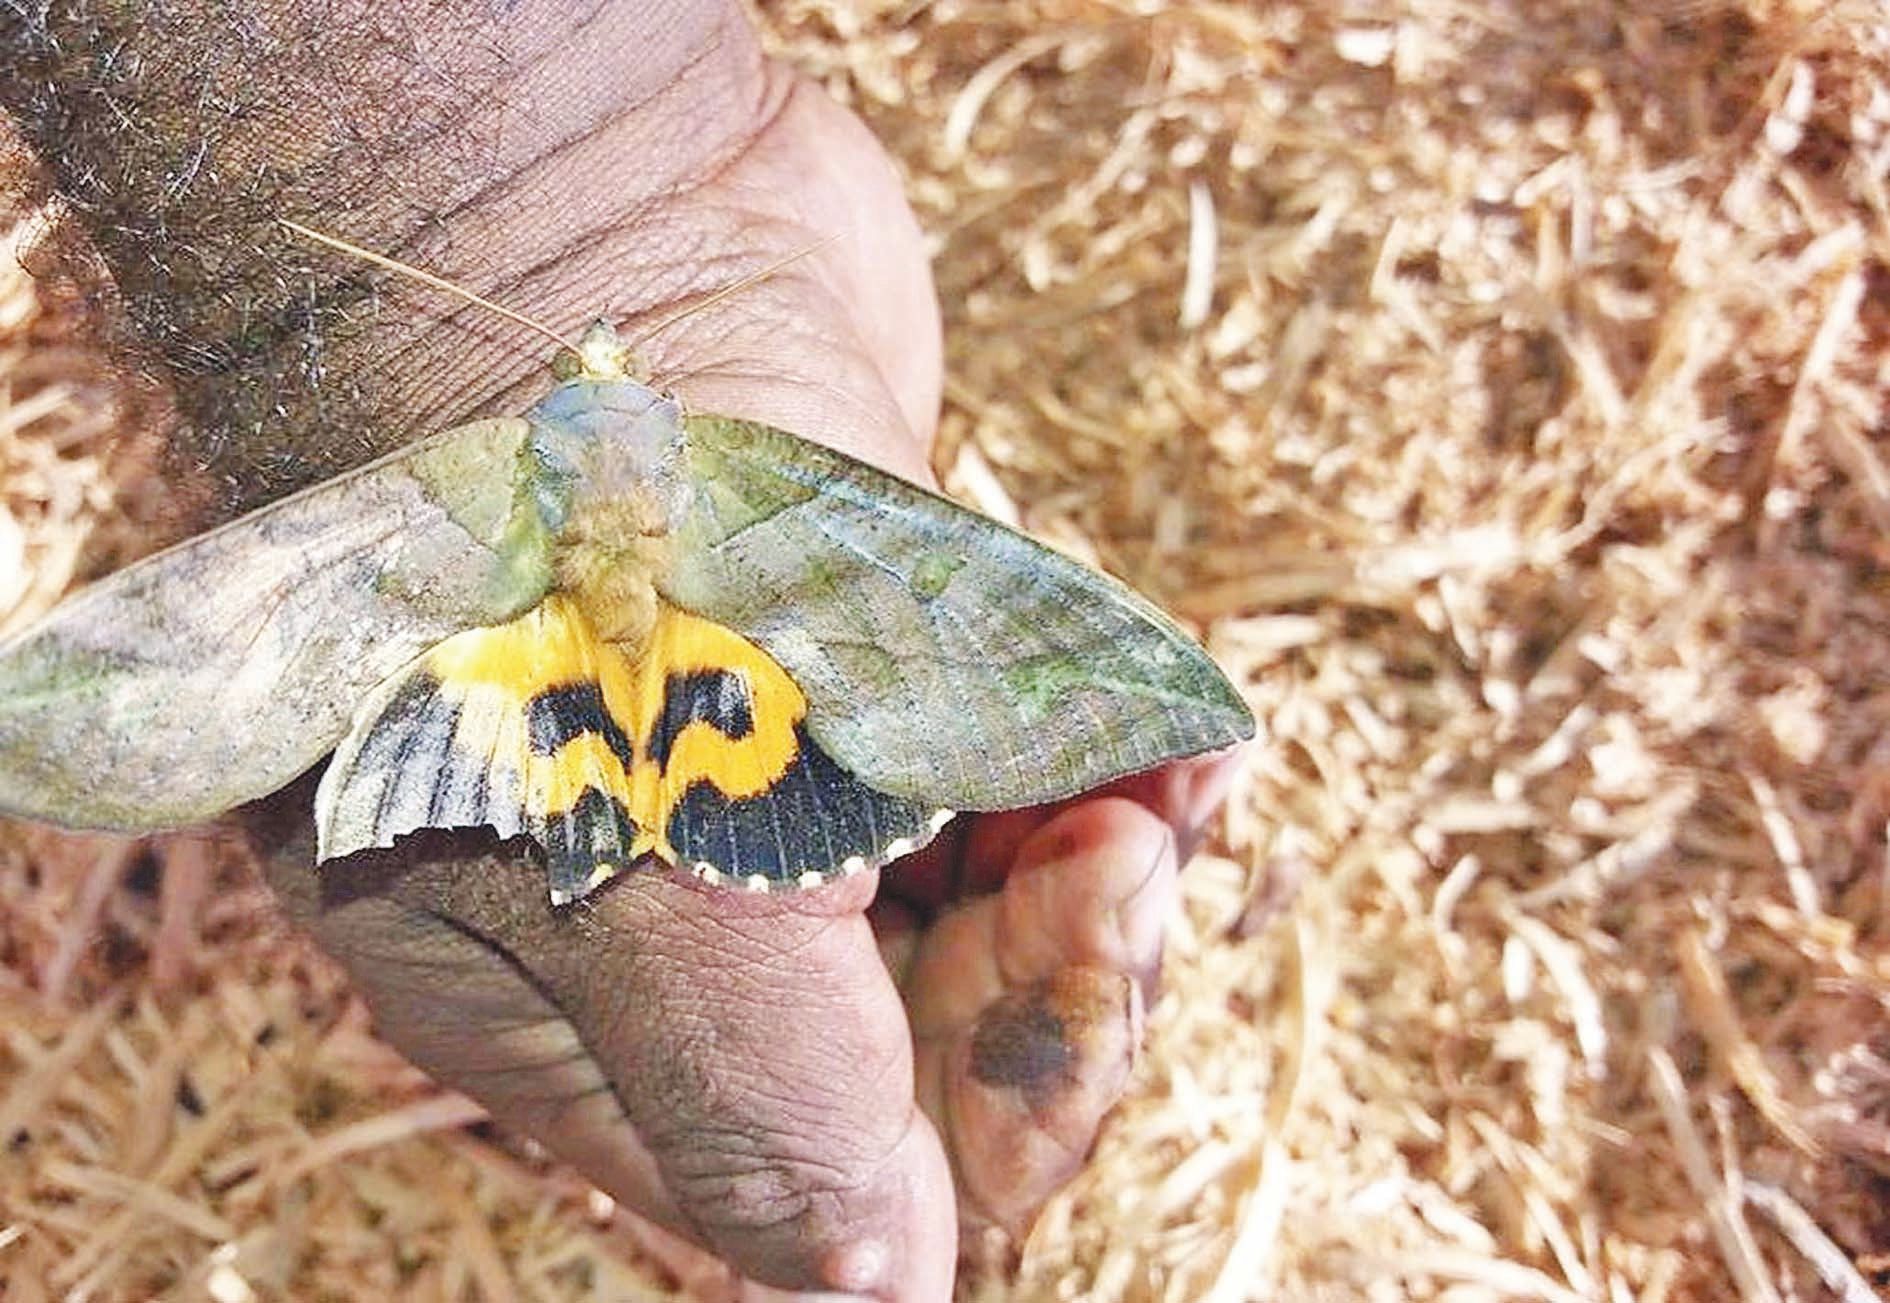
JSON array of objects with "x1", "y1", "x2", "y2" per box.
[{"x1": 0, "y1": 264, "x2": 1253, "y2": 905}]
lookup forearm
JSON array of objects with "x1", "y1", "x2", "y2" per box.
[{"x1": 0, "y1": 0, "x2": 796, "y2": 505}]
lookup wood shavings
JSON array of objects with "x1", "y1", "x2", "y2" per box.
[
  {"x1": 1744, "y1": 1180, "x2": 1878, "y2": 1303},
  {"x1": 1178, "y1": 178, "x2": 1217, "y2": 330},
  {"x1": 1199, "y1": 1138, "x2": 1291, "y2": 1303},
  {"x1": 1505, "y1": 913, "x2": 1607, "y2": 1081},
  {"x1": 36, "y1": 835, "x2": 140, "y2": 1006},
  {"x1": 1647, "y1": 1048, "x2": 1783, "y2": 1303},
  {"x1": 150, "y1": 831, "x2": 218, "y2": 992},
  {"x1": 1372, "y1": 1245, "x2": 1593, "y2": 1303},
  {"x1": 1676, "y1": 927, "x2": 1821, "y2": 1159},
  {"x1": 275, "y1": 1092, "x2": 489, "y2": 1186}
]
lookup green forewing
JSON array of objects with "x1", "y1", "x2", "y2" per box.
[
  {"x1": 662, "y1": 415, "x2": 1254, "y2": 811},
  {"x1": 0, "y1": 417, "x2": 555, "y2": 831}
]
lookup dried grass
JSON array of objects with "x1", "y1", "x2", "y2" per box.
[{"x1": 6, "y1": 0, "x2": 1890, "y2": 1298}]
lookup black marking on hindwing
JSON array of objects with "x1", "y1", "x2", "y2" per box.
[
  {"x1": 359, "y1": 674, "x2": 463, "y2": 828},
  {"x1": 666, "y1": 724, "x2": 931, "y2": 883},
  {"x1": 527, "y1": 682, "x2": 636, "y2": 769},
  {"x1": 647, "y1": 669, "x2": 756, "y2": 769},
  {"x1": 346, "y1": 669, "x2": 526, "y2": 844},
  {"x1": 537, "y1": 785, "x2": 642, "y2": 904}
]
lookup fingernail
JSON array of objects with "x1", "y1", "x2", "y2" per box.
[
  {"x1": 740, "y1": 1287, "x2": 876, "y2": 1303},
  {"x1": 1178, "y1": 749, "x2": 1244, "y2": 854},
  {"x1": 822, "y1": 1239, "x2": 890, "y2": 1293},
  {"x1": 736, "y1": 1242, "x2": 886, "y2": 1302}
]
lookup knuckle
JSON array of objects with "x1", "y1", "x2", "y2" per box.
[{"x1": 647, "y1": 1073, "x2": 902, "y2": 1244}]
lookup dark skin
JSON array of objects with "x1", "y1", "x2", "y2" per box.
[{"x1": 3, "y1": 2, "x2": 1242, "y2": 1295}]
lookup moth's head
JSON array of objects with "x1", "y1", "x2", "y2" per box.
[{"x1": 554, "y1": 320, "x2": 648, "y2": 383}]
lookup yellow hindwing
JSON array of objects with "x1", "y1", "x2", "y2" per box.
[{"x1": 421, "y1": 595, "x2": 810, "y2": 864}]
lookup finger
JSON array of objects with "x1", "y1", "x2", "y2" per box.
[
  {"x1": 640, "y1": 72, "x2": 942, "y2": 484},
  {"x1": 995, "y1": 798, "x2": 1178, "y2": 998},
  {"x1": 1094, "y1": 746, "x2": 1246, "y2": 859},
  {"x1": 906, "y1": 799, "x2": 1178, "y2": 1235},
  {"x1": 903, "y1": 799, "x2": 1176, "y2": 1034},
  {"x1": 248, "y1": 803, "x2": 690, "y2": 1234},
  {"x1": 937, "y1": 966, "x2": 1140, "y2": 1238},
  {"x1": 251, "y1": 796, "x2": 955, "y2": 1299},
  {"x1": 888, "y1": 747, "x2": 1246, "y2": 918},
  {"x1": 572, "y1": 876, "x2": 956, "y2": 1299},
  {"x1": 772, "y1": 81, "x2": 943, "y2": 446}
]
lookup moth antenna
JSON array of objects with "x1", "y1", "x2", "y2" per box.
[
  {"x1": 627, "y1": 234, "x2": 842, "y2": 352},
  {"x1": 278, "y1": 218, "x2": 581, "y2": 355}
]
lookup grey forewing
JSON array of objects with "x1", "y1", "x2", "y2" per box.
[{"x1": 661, "y1": 415, "x2": 1255, "y2": 812}]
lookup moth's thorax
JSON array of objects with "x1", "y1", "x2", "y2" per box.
[
  {"x1": 525, "y1": 376, "x2": 689, "y2": 653},
  {"x1": 527, "y1": 376, "x2": 687, "y2": 504}
]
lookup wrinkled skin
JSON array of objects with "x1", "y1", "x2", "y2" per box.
[{"x1": 1, "y1": 2, "x2": 1244, "y2": 1296}]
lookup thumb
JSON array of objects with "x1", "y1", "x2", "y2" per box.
[{"x1": 250, "y1": 794, "x2": 956, "y2": 1298}]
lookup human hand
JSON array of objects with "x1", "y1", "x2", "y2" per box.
[{"x1": 4, "y1": 1, "x2": 1244, "y2": 1296}]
